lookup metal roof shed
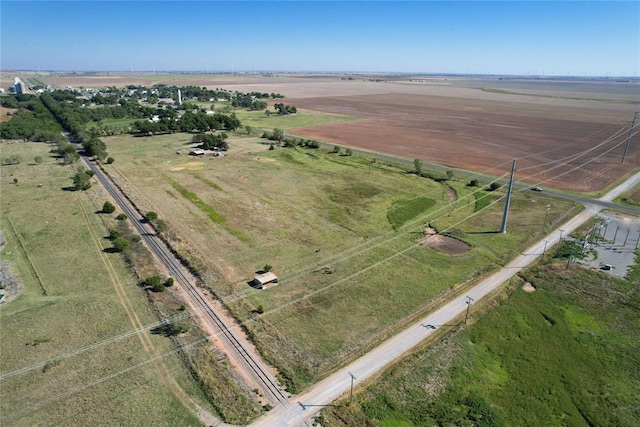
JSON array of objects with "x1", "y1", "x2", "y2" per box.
[{"x1": 252, "y1": 272, "x2": 278, "y2": 289}]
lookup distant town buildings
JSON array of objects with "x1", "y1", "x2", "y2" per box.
[{"x1": 11, "y1": 77, "x2": 26, "y2": 95}]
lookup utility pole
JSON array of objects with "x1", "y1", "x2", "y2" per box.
[
  {"x1": 622, "y1": 112, "x2": 637, "y2": 163},
  {"x1": 500, "y1": 159, "x2": 516, "y2": 233},
  {"x1": 349, "y1": 372, "x2": 357, "y2": 404},
  {"x1": 464, "y1": 296, "x2": 474, "y2": 324},
  {"x1": 557, "y1": 229, "x2": 565, "y2": 256},
  {"x1": 543, "y1": 240, "x2": 548, "y2": 257}
]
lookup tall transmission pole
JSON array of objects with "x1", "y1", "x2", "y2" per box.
[
  {"x1": 622, "y1": 111, "x2": 638, "y2": 163},
  {"x1": 500, "y1": 159, "x2": 516, "y2": 233}
]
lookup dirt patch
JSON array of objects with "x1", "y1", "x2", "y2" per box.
[
  {"x1": 168, "y1": 161, "x2": 204, "y2": 171},
  {"x1": 522, "y1": 282, "x2": 536, "y2": 292},
  {"x1": 0, "y1": 235, "x2": 22, "y2": 304},
  {"x1": 418, "y1": 227, "x2": 471, "y2": 254}
]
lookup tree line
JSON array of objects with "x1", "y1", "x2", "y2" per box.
[{"x1": 131, "y1": 110, "x2": 240, "y2": 136}]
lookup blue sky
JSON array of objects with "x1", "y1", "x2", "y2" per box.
[{"x1": 1, "y1": 1, "x2": 638, "y2": 76}]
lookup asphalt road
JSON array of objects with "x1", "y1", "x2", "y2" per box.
[{"x1": 252, "y1": 171, "x2": 640, "y2": 426}]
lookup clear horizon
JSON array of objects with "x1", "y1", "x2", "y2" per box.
[{"x1": 1, "y1": 1, "x2": 639, "y2": 77}]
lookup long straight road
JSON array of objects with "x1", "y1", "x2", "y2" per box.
[{"x1": 252, "y1": 170, "x2": 640, "y2": 426}]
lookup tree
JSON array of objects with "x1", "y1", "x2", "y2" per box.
[
  {"x1": 145, "y1": 211, "x2": 158, "y2": 222},
  {"x1": 272, "y1": 128, "x2": 284, "y2": 145},
  {"x1": 34, "y1": 156, "x2": 43, "y2": 164},
  {"x1": 263, "y1": 264, "x2": 273, "y2": 272},
  {"x1": 116, "y1": 213, "x2": 128, "y2": 220},
  {"x1": 112, "y1": 237, "x2": 130, "y2": 252},
  {"x1": 72, "y1": 167, "x2": 93, "y2": 191},
  {"x1": 102, "y1": 201, "x2": 116, "y2": 214},
  {"x1": 414, "y1": 159, "x2": 423, "y2": 175},
  {"x1": 333, "y1": 146, "x2": 341, "y2": 154},
  {"x1": 468, "y1": 179, "x2": 479, "y2": 187},
  {"x1": 145, "y1": 275, "x2": 164, "y2": 292},
  {"x1": 489, "y1": 182, "x2": 502, "y2": 191},
  {"x1": 106, "y1": 157, "x2": 115, "y2": 164},
  {"x1": 446, "y1": 170, "x2": 454, "y2": 181},
  {"x1": 164, "y1": 277, "x2": 174, "y2": 287},
  {"x1": 265, "y1": 109, "x2": 271, "y2": 118},
  {"x1": 345, "y1": 148, "x2": 353, "y2": 156},
  {"x1": 269, "y1": 143, "x2": 275, "y2": 151}
]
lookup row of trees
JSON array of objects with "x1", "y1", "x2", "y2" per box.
[
  {"x1": 0, "y1": 94, "x2": 62, "y2": 141},
  {"x1": 40, "y1": 92, "x2": 109, "y2": 160},
  {"x1": 132, "y1": 111, "x2": 240, "y2": 136},
  {"x1": 273, "y1": 103, "x2": 297, "y2": 115}
]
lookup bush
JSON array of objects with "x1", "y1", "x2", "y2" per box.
[
  {"x1": 263, "y1": 264, "x2": 273, "y2": 272},
  {"x1": 145, "y1": 211, "x2": 158, "y2": 222},
  {"x1": 112, "y1": 237, "x2": 130, "y2": 252},
  {"x1": 106, "y1": 157, "x2": 115, "y2": 164},
  {"x1": 145, "y1": 275, "x2": 164, "y2": 292},
  {"x1": 115, "y1": 213, "x2": 128, "y2": 220},
  {"x1": 102, "y1": 201, "x2": 116, "y2": 214},
  {"x1": 164, "y1": 277, "x2": 174, "y2": 287},
  {"x1": 108, "y1": 229, "x2": 121, "y2": 240},
  {"x1": 34, "y1": 156, "x2": 43, "y2": 164},
  {"x1": 489, "y1": 182, "x2": 502, "y2": 191}
]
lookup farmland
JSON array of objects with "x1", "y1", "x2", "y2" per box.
[
  {"x1": 33, "y1": 72, "x2": 640, "y2": 193},
  {"x1": 2, "y1": 72, "x2": 637, "y2": 423},
  {"x1": 102, "y1": 133, "x2": 579, "y2": 391},
  {"x1": 320, "y1": 261, "x2": 640, "y2": 426}
]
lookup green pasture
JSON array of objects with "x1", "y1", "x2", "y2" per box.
[
  {"x1": 103, "y1": 133, "x2": 580, "y2": 392},
  {"x1": 219, "y1": 105, "x2": 358, "y2": 131},
  {"x1": 85, "y1": 117, "x2": 138, "y2": 131},
  {"x1": 0, "y1": 142, "x2": 214, "y2": 426},
  {"x1": 321, "y1": 262, "x2": 640, "y2": 426}
]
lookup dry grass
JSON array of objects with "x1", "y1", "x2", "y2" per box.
[
  {"x1": 102, "y1": 133, "x2": 580, "y2": 392},
  {"x1": 0, "y1": 142, "x2": 211, "y2": 426}
]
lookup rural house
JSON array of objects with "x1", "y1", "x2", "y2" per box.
[{"x1": 252, "y1": 272, "x2": 278, "y2": 289}]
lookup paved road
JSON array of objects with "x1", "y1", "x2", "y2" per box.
[{"x1": 252, "y1": 171, "x2": 640, "y2": 426}]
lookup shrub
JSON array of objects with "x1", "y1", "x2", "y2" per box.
[
  {"x1": 102, "y1": 201, "x2": 116, "y2": 214},
  {"x1": 108, "y1": 229, "x2": 121, "y2": 240},
  {"x1": 145, "y1": 275, "x2": 164, "y2": 292},
  {"x1": 115, "y1": 213, "x2": 128, "y2": 220},
  {"x1": 489, "y1": 182, "x2": 502, "y2": 191},
  {"x1": 164, "y1": 277, "x2": 174, "y2": 287},
  {"x1": 106, "y1": 157, "x2": 115, "y2": 164},
  {"x1": 263, "y1": 264, "x2": 273, "y2": 272},
  {"x1": 112, "y1": 237, "x2": 130, "y2": 252},
  {"x1": 145, "y1": 211, "x2": 158, "y2": 222}
]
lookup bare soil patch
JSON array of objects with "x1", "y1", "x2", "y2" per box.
[
  {"x1": 522, "y1": 282, "x2": 536, "y2": 292},
  {"x1": 418, "y1": 227, "x2": 471, "y2": 254}
]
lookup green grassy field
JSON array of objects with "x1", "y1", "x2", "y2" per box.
[
  {"x1": 85, "y1": 117, "x2": 138, "y2": 132},
  {"x1": 321, "y1": 261, "x2": 640, "y2": 426},
  {"x1": 102, "y1": 132, "x2": 580, "y2": 392},
  {"x1": 0, "y1": 142, "x2": 218, "y2": 426},
  {"x1": 221, "y1": 105, "x2": 358, "y2": 131}
]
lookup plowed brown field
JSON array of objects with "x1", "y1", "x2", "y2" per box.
[
  {"x1": 33, "y1": 72, "x2": 640, "y2": 192},
  {"x1": 287, "y1": 91, "x2": 639, "y2": 193}
]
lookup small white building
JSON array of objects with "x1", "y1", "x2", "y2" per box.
[{"x1": 252, "y1": 272, "x2": 278, "y2": 289}]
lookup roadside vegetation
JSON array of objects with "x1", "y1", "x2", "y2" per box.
[{"x1": 320, "y1": 260, "x2": 640, "y2": 426}]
